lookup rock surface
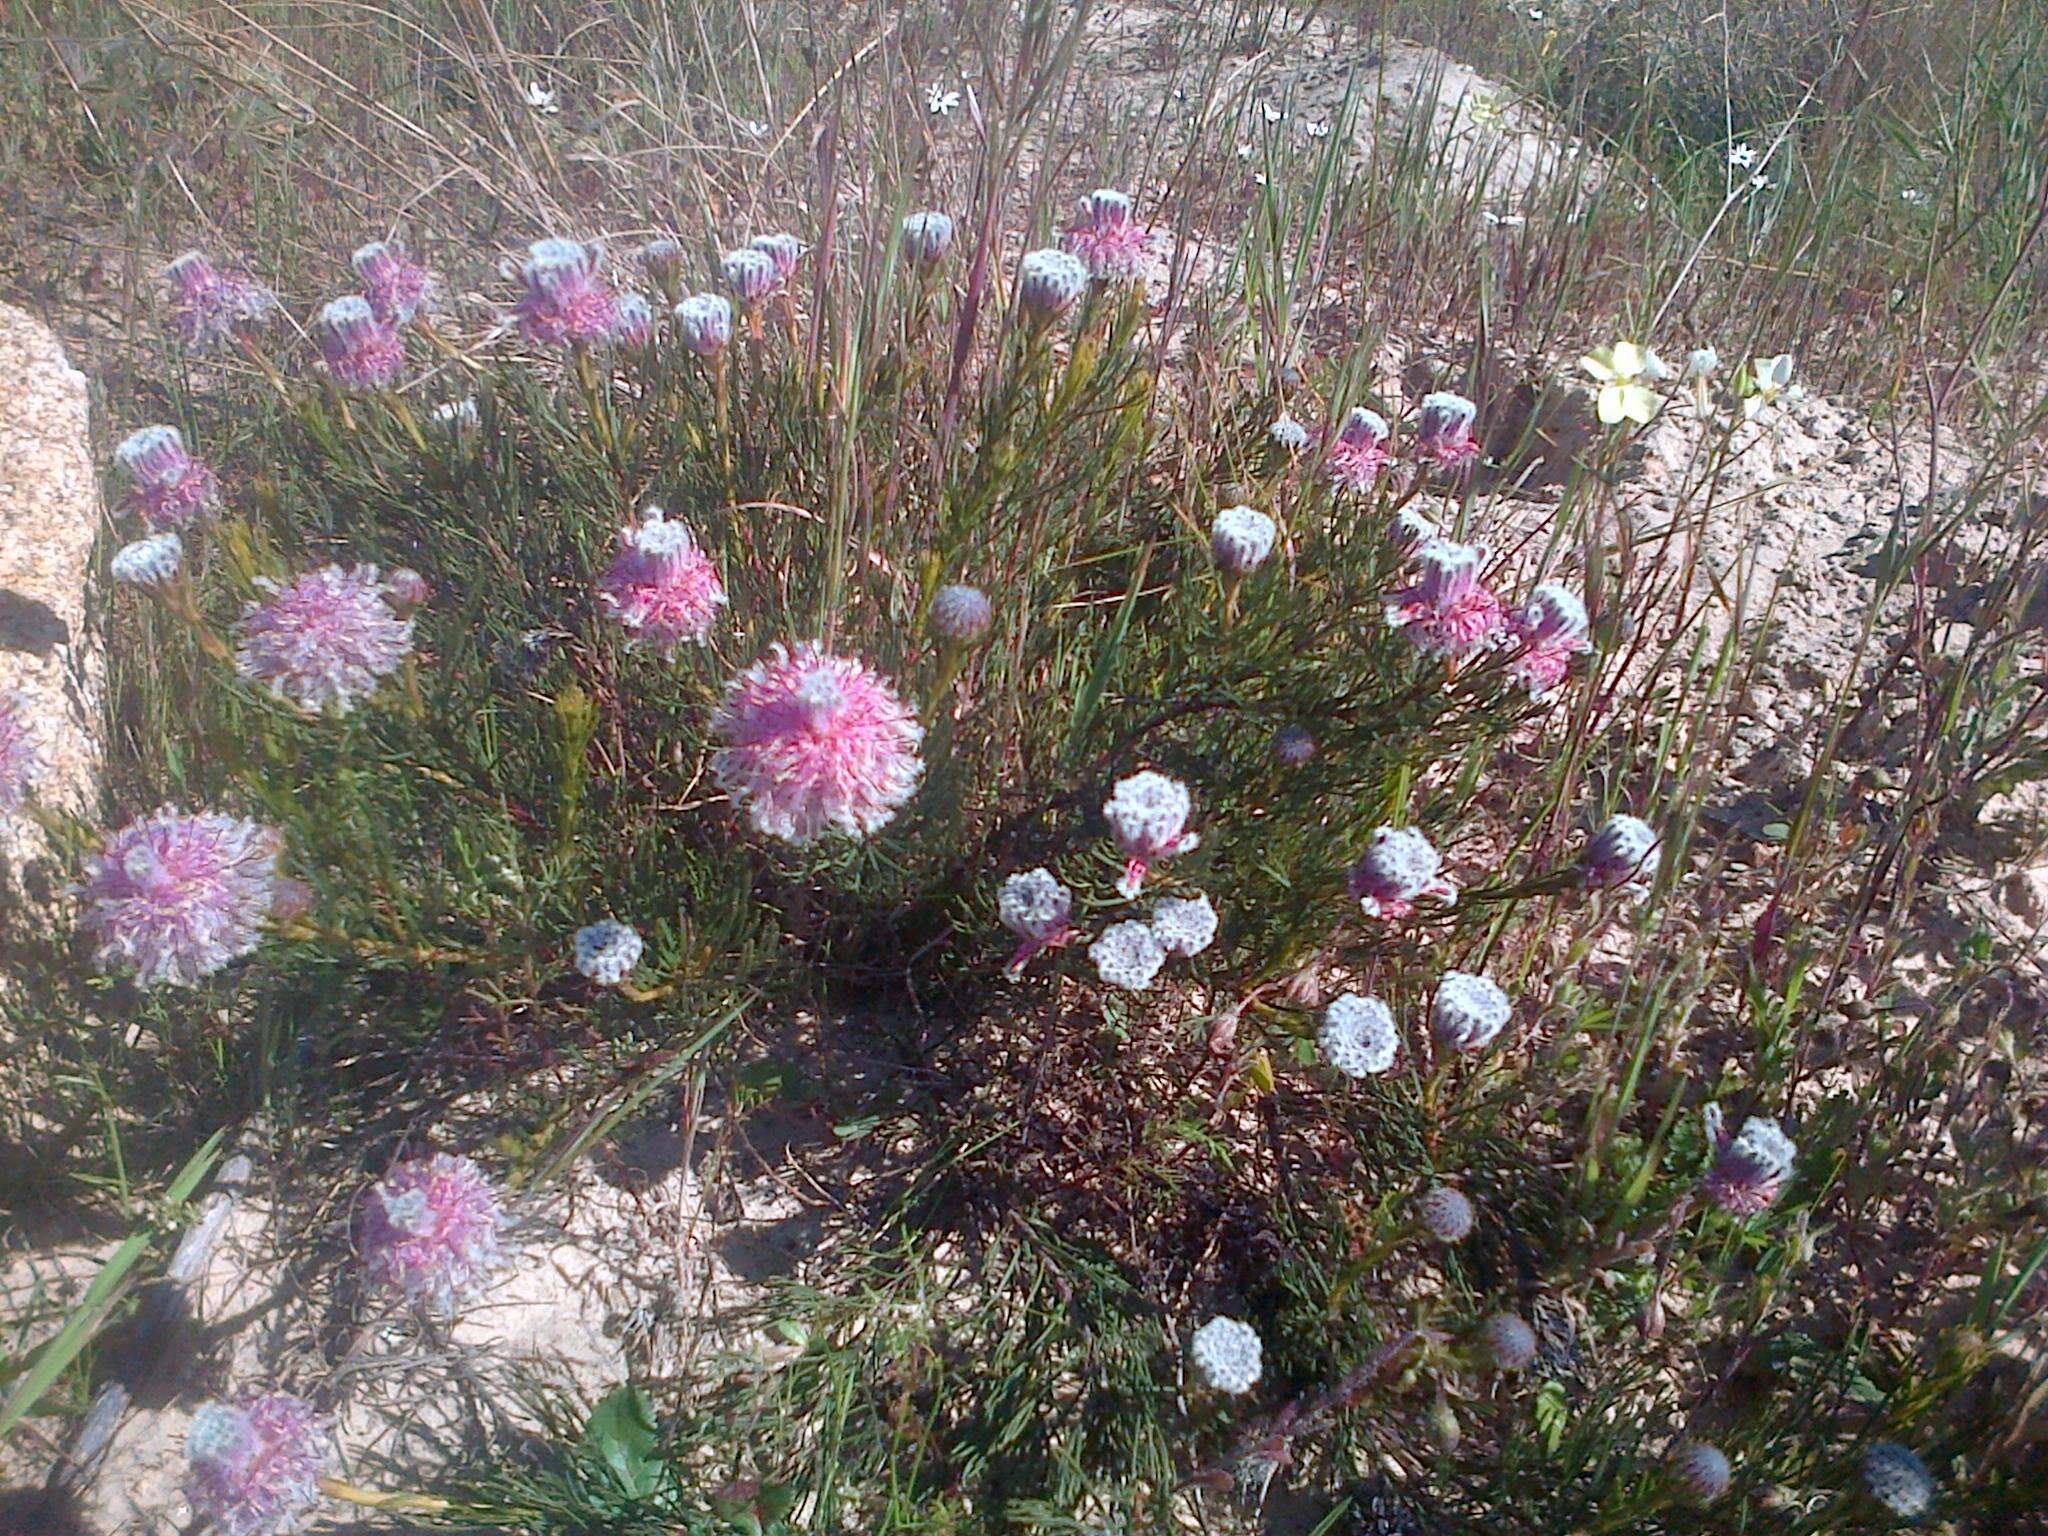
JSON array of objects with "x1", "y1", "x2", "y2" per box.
[{"x1": 0, "y1": 302, "x2": 100, "y2": 911}]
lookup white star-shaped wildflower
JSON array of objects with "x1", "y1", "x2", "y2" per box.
[{"x1": 925, "y1": 83, "x2": 961, "y2": 116}]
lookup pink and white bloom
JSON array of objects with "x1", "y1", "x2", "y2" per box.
[
  {"x1": 598, "y1": 507, "x2": 725, "y2": 654},
  {"x1": 721, "y1": 247, "x2": 781, "y2": 306},
  {"x1": 185, "y1": 1393, "x2": 329, "y2": 1536},
  {"x1": 1062, "y1": 189, "x2": 1157, "y2": 283},
  {"x1": 77, "y1": 810, "x2": 288, "y2": 987},
  {"x1": 116, "y1": 425, "x2": 219, "y2": 530},
  {"x1": 0, "y1": 691, "x2": 43, "y2": 811},
  {"x1": 674, "y1": 293, "x2": 733, "y2": 357},
  {"x1": 1701, "y1": 1107, "x2": 1796, "y2": 1215},
  {"x1": 1326, "y1": 406, "x2": 1392, "y2": 492},
  {"x1": 315, "y1": 296, "x2": 405, "y2": 390},
  {"x1": 1090, "y1": 919, "x2": 1166, "y2": 991},
  {"x1": 1016, "y1": 248, "x2": 1089, "y2": 323},
  {"x1": 999, "y1": 867, "x2": 1078, "y2": 975},
  {"x1": 236, "y1": 565, "x2": 415, "y2": 715},
  {"x1": 750, "y1": 232, "x2": 803, "y2": 283},
  {"x1": 1505, "y1": 582, "x2": 1592, "y2": 696},
  {"x1": 1430, "y1": 970, "x2": 1512, "y2": 1052},
  {"x1": 1582, "y1": 814, "x2": 1660, "y2": 890},
  {"x1": 1347, "y1": 825, "x2": 1456, "y2": 918},
  {"x1": 163, "y1": 251, "x2": 276, "y2": 351},
  {"x1": 515, "y1": 239, "x2": 620, "y2": 348},
  {"x1": 711, "y1": 643, "x2": 924, "y2": 844},
  {"x1": 358, "y1": 1152, "x2": 507, "y2": 1312},
  {"x1": 352, "y1": 239, "x2": 436, "y2": 325},
  {"x1": 1384, "y1": 539, "x2": 1506, "y2": 662},
  {"x1": 1150, "y1": 892, "x2": 1218, "y2": 957},
  {"x1": 1102, "y1": 770, "x2": 1198, "y2": 898},
  {"x1": 1414, "y1": 391, "x2": 1481, "y2": 472}
]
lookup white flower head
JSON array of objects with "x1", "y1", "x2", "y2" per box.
[
  {"x1": 1430, "y1": 970, "x2": 1512, "y2": 1052},
  {"x1": 574, "y1": 919, "x2": 643, "y2": 986},
  {"x1": 925, "y1": 83, "x2": 961, "y2": 117},
  {"x1": 1268, "y1": 411, "x2": 1310, "y2": 451},
  {"x1": 1090, "y1": 921, "x2": 1166, "y2": 991},
  {"x1": 1210, "y1": 505, "x2": 1277, "y2": 577},
  {"x1": 1150, "y1": 893, "x2": 1218, "y2": 957},
  {"x1": 1103, "y1": 771, "x2": 1197, "y2": 897},
  {"x1": 524, "y1": 80, "x2": 559, "y2": 115},
  {"x1": 1318, "y1": 993, "x2": 1399, "y2": 1078},
  {"x1": 1189, "y1": 1315, "x2": 1263, "y2": 1394},
  {"x1": 999, "y1": 868, "x2": 1072, "y2": 942},
  {"x1": 1728, "y1": 142, "x2": 1757, "y2": 169},
  {"x1": 110, "y1": 532, "x2": 183, "y2": 587}
]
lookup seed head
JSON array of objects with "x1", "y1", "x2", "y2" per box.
[
  {"x1": 1318, "y1": 993, "x2": 1399, "y2": 1077},
  {"x1": 1210, "y1": 505, "x2": 1277, "y2": 577},
  {"x1": 236, "y1": 565, "x2": 415, "y2": 715},
  {"x1": 573, "y1": 919, "x2": 644, "y2": 986},
  {"x1": 1481, "y1": 1313, "x2": 1537, "y2": 1371},
  {"x1": 1000, "y1": 868, "x2": 1074, "y2": 944},
  {"x1": 1669, "y1": 1440, "x2": 1733, "y2": 1506},
  {"x1": 1430, "y1": 971, "x2": 1512, "y2": 1053},
  {"x1": 902, "y1": 211, "x2": 956, "y2": 266},
  {"x1": 1188, "y1": 1315, "x2": 1263, "y2": 1394},
  {"x1": 1416, "y1": 1184, "x2": 1474, "y2": 1242},
  {"x1": 1268, "y1": 411, "x2": 1310, "y2": 451},
  {"x1": 358, "y1": 1152, "x2": 507, "y2": 1312}
]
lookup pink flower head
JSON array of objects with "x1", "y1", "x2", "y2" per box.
[
  {"x1": 381, "y1": 567, "x2": 431, "y2": 614},
  {"x1": 609, "y1": 292, "x2": 654, "y2": 348},
  {"x1": 77, "y1": 810, "x2": 287, "y2": 987},
  {"x1": 598, "y1": 506, "x2": 726, "y2": 653},
  {"x1": 1505, "y1": 582, "x2": 1592, "y2": 696},
  {"x1": 1017, "y1": 248, "x2": 1089, "y2": 323},
  {"x1": 721, "y1": 247, "x2": 781, "y2": 306},
  {"x1": 675, "y1": 293, "x2": 734, "y2": 357},
  {"x1": 515, "y1": 239, "x2": 620, "y2": 348},
  {"x1": 185, "y1": 1393, "x2": 329, "y2": 1536},
  {"x1": 358, "y1": 1151, "x2": 507, "y2": 1312},
  {"x1": 236, "y1": 564, "x2": 416, "y2": 715},
  {"x1": 1102, "y1": 770, "x2": 1198, "y2": 898},
  {"x1": 0, "y1": 691, "x2": 43, "y2": 811},
  {"x1": 902, "y1": 211, "x2": 956, "y2": 267},
  {"x1": 999, "y1": 867, "x2": 1078, "y2": 975},
  {"x1": 1384, "y1": 539, "x2": 1506, "y2": 662},
  {"x1": 351, "y1": 239, "x2": 435, "y2": 325},
  {"x1": 1062, "y1": 189, "x2": 1157, "y2": 283},
  {"x1": 1347, "y1": 825, "x2": 1457, "y2": 919},
  {"x1": 1326, "y1": 406, "x2": 1392, "y2": 492},
  {"x1": 1414, "y1": 391, "x2": 1481, "y2": 472},
  {"x1": 164, "y1": 251, "x2": 276, "y2": 351},
  {"x1": 115, "y1": 425, "x2": 220, "y2": 530},
  {"x1": 750, "y1": 232, "x2": 804, "y2": 282},
  {"x1": 711, "y1": 642, "x2": 924, "y2": 844},
  {"x1": 1701, "y1": 1107, "x2": 1796, "y2": 1215},
  {"x1": 315, "y1": 296, "x2": 405, "y2": 390}
]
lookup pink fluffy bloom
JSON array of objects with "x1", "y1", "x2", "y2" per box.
[
  {"x1": 1102, "y1": 770, "x2": 1199, "y2": 898},
  {"x1": 185, "y1": 1393, "x2": 329, "y2": 1536},
  {"x1": 1414, "y1": 391, "x2": 1482, "y2": 472},
  {"x1": 164, "y1": 251, "x2": 276, "y2": 351},
  {"x1": 116, "y1": 425, "x2": 220, "y2": 530},
  {"x1": 599, "y1": 506, "x2": 726, "y2": 653},
  {"x1": 236, "y1": 565, "x2": 416, "y2": 715},
  {"x1": 1062, "y1": 189, "x2": 1157, "y2": 283},
  {"x1": 352, "y1": 239, "x2": 436, "y2": 325},
  {"x1": 1384, "y1": 539, "x2": 1506, "y2": 662},
  {"x1": 515, "y1": 239, "x2": 620, "y2": 348},
  {"x1": 358, "y1": 1152, "x2": 507, "y2": 1312},
  {"x1": 711, "y1": 642, "x2": 924, "y2": 844},
  {"x1": 1505, "y1": 582, "x2": 1593, "y2": 696},
  {"x1": 77, "y1": 810, "x2": 287, "y2": 987},
  {"x1": 1701, "y1": 1107, "x2": 1797, "y2": 1216},
  {"x1": 1347, "y1": 825, "x2": 1457, "y2": 919},
  {"x1": 0, "y1": 691, "x2": 43, "y2": 811},
  {"x1": 1325, "y1": 406, "x2": 1392, "y2": 492},
  {"x1": 315, "y1": 296, "x2": 405, "y2": 390}
]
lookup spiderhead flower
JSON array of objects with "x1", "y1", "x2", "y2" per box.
[
  {"x1": 315, "y1": 296, "x2": 405, "y2": 390},
  {"x1": 609, "y1": 292, "x2": 654, "y2": 348},
  {"x1": 1188, "y1": 1315, "x2": 1263, "y2": 1394},
  {"x1": 1701, "y1": 1107, "x2": 1796, "y2": 1215},
  {"x1": 1346, "y1": 825, "x2": 1456, "y2": 919},
  {"x1": 1268, "y1": 411, "x2": 1310, "y2": 452},
  {"x1": 711, "y1": 643, "x2": 923, "y2": 844},
  {"x1": 1271, "y1": 725, "x2": 1317, "y2": 765},
  {"x1": 1325, "y1": 406, "x2": 1392, "y2": 492},
  {"x1": 721, "y1": 247, "x2": 781, "y2": 306},
  {"x1": 236, "y1": 565, "x2": 415, "y2": 716},
  {"x1": 1862, "y1": 1442, "x2": 1934, "y2": 1519},
  {"x1": 1736, "y1": 352, "x2": 1797, "y2": 420},
  {"x1": 78, "y1": 810, "x2": 288, "y2": 987},
  {"x1": 1388, "y1": 507, "x2": 1439, "y2": 556},
  {"x1": 352, "y1": 239, "x2": 435, "y2": 325},
  {"x1": 1016, "y1": 248, "x2": 1089, "y2": 324},
  {"x1": 185, "y1": 1393, "x2": 328, "y2": 1536},
  {"x1": 1582, "y1": 814, "x2": 1660, "y2": 891},
  {"x1": 163, "y1": 250, "x2": 276, "y2": 351},
  {"x1": 1580, "y1": 341, "x2": 1670, "y2": 426},
  {"x1": 1318, "y1": 993, "x2": 1398, "y2": 1078},
  {"x1": 999, "y1": 867, "x2": 1077, "y2": 975},
  {"x1": 1384, "y1": 539, "x2": 1505, "y2": 662},
  {"x1": 111, "y1": 532, "x2": 185, "y2": 589},
  {"x1": 1210, "y1": 505, "x2": 1277, "y2": 577},
  {"x1": 1414, "y1": 391, "x2": 1481, "y2": 472},
  {"x1": 1668, "y1": 1441, "x2": 1732, "y2": 1507},
  {"x1": 1480, "y1": 1313, "x2": 1537, "y2": 1371},
  {"x1": 0, "y1": 692, "x2": 43, "y2": 812},
  {"x1": 635, "y1": 236, "x2": 685, "y2": 279},
  {"x1": 750, "y1": 232, "x2": 803, "y2": 283},
  {"x1": 1150, "y1": 892, "x2": 1218, "y2": 957},
  {"x1": 515, "y1": 239, "x2": 620, "y2": 348},
  {"x1": 1505, "y1": 581, "x2": 1592, "y2": 696},
  {"x1": 358, "y1": 1152, "x2": 506, "y2": 1312},
  {"x1": 1090, "y1": 920, "x2": 1166, "y2": 991},
  {"x1": 573, "y1": 919, "x2": 644, "y2": 986},
  {"x1": 1062, "y1": 188, "x2": 1157, "y2": 283},
  {"x1": 928, "y1": 584, "x2": 993, "y2": 646},
  {"x1": 674, "y1": 293, "x2": 734, "y2": 358},
  {"x1": 1416, "y1": 1184, "x2": 1474, "y2": 1242},
  {"x1": 1102, "y1": 770, "x2": 1199, "y2": 898},
  {"x1": 1430, "y1": 971, "x2": 1512, "y2": 1053},
  {"x1": 597, "y1": 506, "x2": 726, "y2": 655},
  {"x1": 902, "y1": 211, "x2": 956, "y2": 267},
  {"x1": 116, "y1": 425, "x2": 219, "y2": 530},
  {"x1": 380, "y1": 568, "x2": 431, "y2": 615}
]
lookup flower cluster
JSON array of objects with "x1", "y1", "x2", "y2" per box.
[
  {"x1": 116, "y1": 426, "x2": 219, "y2": 530},
  {"x1": 185, "y1": 1393, "x2": 329, "y2": 1536},
  {"x1": 515, "y1": 238, "x2": 625, "y2": 348},
  {"x1": 76, "y1": 811, "x2": 291, "y2": 988},
  {"x1": 315, "y1": 295, "x2": 405, "y2": 390},
  {"x1": 164, "y1": 250, "x2": 276, "y2": 351},
  {"x1": 598, "y1": 507, "x2": 727, "y2": 653},
  {"x1": 1061, "y1": 189, "x2": 1157, "y2": 283},
  {"x1": 357, "y1": 1151, "x2": 507, "y2": 1311},
  {"x1": 1188, "y1": 1315, "x2": 1263, "y2": 1394},
  {"x1": 235, "y1": 565, "x2": 416, "y2": 716}
]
